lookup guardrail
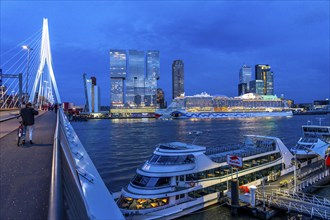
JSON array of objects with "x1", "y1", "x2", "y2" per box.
[
  {"x1": 296, "y1": 169, "x2": 330, "y2": 192},
  {"x1": 48, "y1": 108, "x2": 124, "y2": 220}
]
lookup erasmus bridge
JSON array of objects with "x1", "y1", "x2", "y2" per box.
[{"x1": 0, "y1": 19, "x2": 124, "y2": 219}]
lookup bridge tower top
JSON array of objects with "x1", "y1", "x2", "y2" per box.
[{"x1": 30, "y1": 18, "x2": 61, "y2": 105}]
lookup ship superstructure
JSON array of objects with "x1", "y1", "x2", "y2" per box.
[
  {"x1": 156, "y1": 92, "x2": 292, "y2": 119},
  {"x1": 291, "y1": 125, "x2": 330, "y2": 160}
]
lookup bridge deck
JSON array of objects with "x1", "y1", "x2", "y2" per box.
[{"x1": 0, "y1": 111, "x2": 56, "y2": 220}]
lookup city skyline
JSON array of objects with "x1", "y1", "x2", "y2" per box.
[{"x1": 1, "y1": 1, "x2": 329, "y2": 105}]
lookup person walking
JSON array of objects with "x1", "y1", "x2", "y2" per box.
[
  {"x1": 20, "y1": 102, "x2": 39, "y2": 145},
  {"x1": 54, "y1": 103, "x2": 58, "y2": 114}
]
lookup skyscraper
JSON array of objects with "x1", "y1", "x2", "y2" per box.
[
  {"x1": 110, "y1": 50, "x2": 126, "y2": 106},
  {"x1": 145, "y1": 50, "x2": 160, "y2": 106},
  {"x1": 172, "y1": 60, "x2": 184, "y2": 100},
  {"x1": 255, "y1": 64, "x2": 274, "y2": 95},
  {"x1": 85, "y1": 76, "x2": 100, "y2": 113},
  {"x1": 238, "y1": 65, "x2": 252, "y2": 95},
  {"x1": 157, "y1": 88, "x2": 166, "y2": 109},
  {"x1": 110, "y1": 49, "x2": 160, "y2": 107},
  {"x1": 249, "y1": 80, "x2": 264, "y2": 95},
  {"x1": 126, "y1": 50, "x2": 145, "y2": 106},
  {"x1": 238, "y1": 83, "x2": 248, "y2": 96}
]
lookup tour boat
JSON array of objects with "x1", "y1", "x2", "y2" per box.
[
  {"x1": 290, "y1": 124, "x2": 330, "y2": 160},
  {"x1": 116, "y1": 135, "x2": 294, "y2": 219}
]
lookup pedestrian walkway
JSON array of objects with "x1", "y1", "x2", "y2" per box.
[{"x1": 0, "y1": 111, "x2": 56, "y2": 220}]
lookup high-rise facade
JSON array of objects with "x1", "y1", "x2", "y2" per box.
[
  {"x1": 145, "y1": 51, "x2": 160, "y2": 106},
  {"x1": 238, "y1": 83, "x2": 248, "y2": 96},
  {"x1": 172, "y1": 60, "x2": 184, "y2": 100},
  {"x1": 239, "y1": 65, "x2": 252, "y2": 94},
  {"x1": 110, "y1": 50, "x2": 127, "y2": 106},
  {"x1": 126, "y1": 50, "x2": 145, "y2": 106},
  {"x1": 110, "y1": 49, "x2": 160, "y2": 107},
  {"x1": 255, "y1": 64, "x2": 274, "y2": 95},
  {"x1": 86, "y1": 76, "x2": 100, "y2": 113},
  {"x1": 157, "y1": 88, "x2": 166, "y2": 109},
  {"x1": 249, "y1": 80, "x2": 264, "y2": 95}
]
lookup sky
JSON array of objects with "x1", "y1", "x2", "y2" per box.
[{"x1": 1, "y1": 0, "x2": 329, "y2": 106}]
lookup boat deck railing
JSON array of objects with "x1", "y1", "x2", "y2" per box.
[
  {"x1": 205, "y1": 145, "x2": 241, "y2": 155},
  {"x1": 208, "y1": 145, "x2": 276, "y2": 163}
]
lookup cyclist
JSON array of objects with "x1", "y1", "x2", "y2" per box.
[{"x1": 19, "y1": 102, "x2": 38, "y2": 145}]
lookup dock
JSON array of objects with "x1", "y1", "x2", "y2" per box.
[
  {"x1": 226, "y1": 161, "x2": 330, "y2": 219},
  {"x1": 0, "y1": 111, "x2": 56, "y2": 219}
]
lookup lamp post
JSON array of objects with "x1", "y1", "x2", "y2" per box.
[
  {"x1": 293, "y1": 152, "x2": 297, "y2": 193},
  {"x1": 224, "y1": 169, "x2": 230, "y2": 191},
  {"x1": 22, "y1": 45, "x2": 32, "y2": 101}
]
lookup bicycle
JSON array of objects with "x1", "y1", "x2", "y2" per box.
[{"x1": 17, "y1": 121, "x2": 24, "y2": 146}]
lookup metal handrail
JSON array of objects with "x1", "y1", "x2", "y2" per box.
[
  {"x1": 47, "y1": 108, "x2": 124, "y2": 219},
  {"x1": 48, "y1": 108, "x2": 63, "y2": 220}
]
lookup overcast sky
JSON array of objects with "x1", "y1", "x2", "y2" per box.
[{"x1": 1, "y1": 1, "x2": 329, "y2": 106}]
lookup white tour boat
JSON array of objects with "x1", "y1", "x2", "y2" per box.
[
  {"x1": 116, "y1": 135, "x2": 294, "y2": 219},
  {"x1": 290, "y1": 124, "x2": 330, "y2": 160}
]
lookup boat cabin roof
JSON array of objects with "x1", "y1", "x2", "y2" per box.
[{"x1": 157, "y1": 142, "x2": 206, "y2": 153}]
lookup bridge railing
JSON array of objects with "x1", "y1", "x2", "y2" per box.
[{"x1": 48, "y1": 108, "x2": 124, "y2": 220}]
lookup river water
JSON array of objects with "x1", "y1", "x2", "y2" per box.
[{"x1": 71, "y1": 114, "x2": 330, "y2": 219}]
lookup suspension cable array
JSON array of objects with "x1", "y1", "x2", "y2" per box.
[{"x1": 0, "y1": 18, "x2": 61, "y2": 109}]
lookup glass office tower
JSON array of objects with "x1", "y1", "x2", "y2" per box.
[
  {"x1": 239, "y1": 65, "x2": 252, "y2": 93},
  {"x1": 172, "y1": 60, "x2": 184, "y2": 100},
  {"x1": 110, "y1": 50, "x2": 127, "y2": 106},
  {"x1": 110, "y1": 49, "x2": 160, "y2": 108},
  {"x1": 145, "y1": 50, "x2": 160, "y2": 106},
  {"x1": 126, "y1": 50, "x2": 145, "y2": 106},
  {"x1": 249, "y1": 80, "x2": 264, "y2": 95},
  {"x1": 255, "y1": 64, "x2": 274, "y2": 95}
]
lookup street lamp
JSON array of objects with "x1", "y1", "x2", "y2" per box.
[{"x1": 22, "y1": 45, "x2": 32, "y2": 101}]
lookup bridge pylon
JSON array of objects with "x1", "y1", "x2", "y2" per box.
[{"x1": 30, "y1": 18, "x2": 61, "y2": 106}]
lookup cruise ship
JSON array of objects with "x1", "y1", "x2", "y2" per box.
[
  {"x1": 156, "y1": 92, "x2": 292, "y2": 119},
  {"x1": 290, "y1": 124, "x2": 330, "y2": 160},
  {"x1": 116, "y1": 135, "x2": 294, "y2": 219}
]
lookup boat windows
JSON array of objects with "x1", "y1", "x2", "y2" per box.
[
  {"x1": 132, "y1": 174, "x2": 170, "y2": 187},
  {"x1": 187, "y1": 164, "x2": 282, "y2": 199},
  {"x1": 148, "y1": 154, "x2": 195, "y2": 165},
  {"x1": 118, "y1": 196, "x2": 169, "y2": 210},
  {"x1": 176, "y1": 194, "x2": 185, "y2": 200},
  {"x1": 303, "y1": 127, "x2": 330, "y2": 133},
  {"x1": 190, "y1": 153, "x2": 281, "y2": 181},
  {"x1": 149, "y1": 154, "x2": 160, "y2": 163}
]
